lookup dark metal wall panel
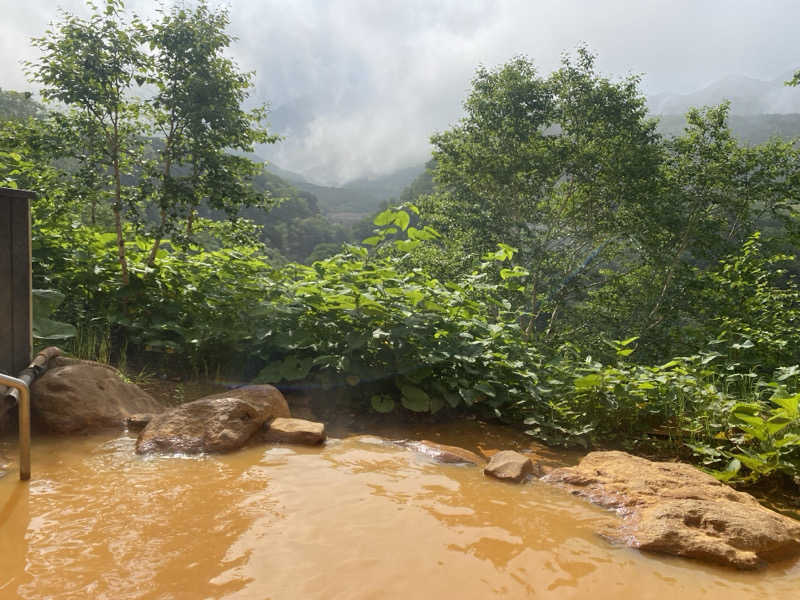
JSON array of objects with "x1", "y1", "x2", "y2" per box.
[
  {"x1": 0, "y1": 199, "x2": 13, "y2": 374},
  {"x1": 0, "y1": 188, "x2": 34, "y2": 375}
]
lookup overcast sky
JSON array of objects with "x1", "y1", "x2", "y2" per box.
[{"x1": 1, "y1": 0, "x2": 799, "y2": 184}]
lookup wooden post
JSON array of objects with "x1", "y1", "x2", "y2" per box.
[
  {"x1": 0, "y1": 187, "x2": 34, "y2": 480},
  {"x1": 0, "y1": 187, "x2": 34, "y2": 376}
]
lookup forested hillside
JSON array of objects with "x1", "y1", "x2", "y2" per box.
[
  {"x1": 656, "y1": 112, "x2": 800, "y2": 145},
  {"x1": 0, "y1": 88, "x2": 354, "y2": 263},
  {"x1": 265, "y1": 164, "x2": 425, "y2": 224}
]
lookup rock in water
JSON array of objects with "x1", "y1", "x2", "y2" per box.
[
  {"x1": 136, "y1": 385, "x2": 290, "y2": 454},
  {"x1": 544, "y1": 451, "x2": 800, "y2": 569},
  {"x1": 402, "y1": 440, "x2": 483, "y2": 465},
  {"x1": 199, "y1": 385, "x2": 291, "y2": 410},
  {"x1": 30, "y1": 357, "x2": 162, "y2": 433},
  {"x1": 484, "y1": 450, "x2": 541, "y2": 482},
  {"x1": 125, "y1": 413, "x2": 155, "y2": 432},
  {"x1": 259, "y1": 417, "x2": 326, "y2": 445}
]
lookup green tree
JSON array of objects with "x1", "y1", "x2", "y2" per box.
[
  {"x1": 612, "y1": 104, "x2": 800, "y2": 355},
  {"x1": 143, "y1": 1, "x2": 279, "y2": 264},
  {"x1": 27, "y1": 0, "x2": 147, "y2": 284},
  {"x1": 425, "y1": 48, "x2": 662, "y2": 339},
  {"x1": 0, "y1": 88, "x2": 46, "y2": 122}
]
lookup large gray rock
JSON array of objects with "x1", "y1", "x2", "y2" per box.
[
  {"x1": 30, "y1": 357, "x2": 163, "y2": 433},
  {"x1": 484, "y1": 450, "x2": 540, "y2": 482},
  {"x1": 136, "y1": 385, "x2": 290, "y2": 454},
  {"x1": 543, "y1": 450, "x2": 800, "y2": 569}
]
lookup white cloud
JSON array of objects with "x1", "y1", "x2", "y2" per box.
[{"x1": 2, "y1": 0, "x2": 799, "y2": 184}]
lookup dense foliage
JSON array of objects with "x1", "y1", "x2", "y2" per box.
[{"x1": 4, "y1": 4, "x2": 800, "y2": 486}]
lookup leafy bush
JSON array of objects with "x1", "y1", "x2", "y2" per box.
[{"x1": 253, "y1": 206, "x2": 544, "y2": 420}]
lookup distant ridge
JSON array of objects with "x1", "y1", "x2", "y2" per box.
[
  {"x1": 648, "y1": 72, "x2": 800, "y2": 115},
  {"x1": 265, "y1": 162, "x2": 426, "y2": 223}
]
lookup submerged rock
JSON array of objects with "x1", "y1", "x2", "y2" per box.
[
  {"x1": 484, "y1": 450, "x2": 541, "y2": 482},
  {"x1": 30, "y1": 357, "x2": 163, "y2": 433},
  {"x1": 402, "y1": 440, "x2": 483, "y2": 465},
  {"x1": 544, "y1": 451, "x2": 800, "y2": 569},
  {"x1": 136, "y1": 385, "x2": 289, "y2": 454},
  {"x1": 259, "y1": 417, "x2": 326, "y2": 445}
]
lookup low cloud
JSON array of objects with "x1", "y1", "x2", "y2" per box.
[{"x1": 2, "y1": 0, "x2": 799, "y2": 184}]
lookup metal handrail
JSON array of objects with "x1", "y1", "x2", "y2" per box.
[{"x1": 0, "y1": 374, "x2": 30, "y2": 480}]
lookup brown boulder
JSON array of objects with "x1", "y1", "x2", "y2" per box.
[
  {"x1": 136, "y1": 385, "x2": 289, "y2": 454},
  {"x1": 484, "y1": 450, "x2": 541, "y2": 482},
  {"x1": 0, "y1": 395, "x2": 15, "y2": 433},
  {"x1": 30, "y1": 357, "x2": 163, "y2": 433},
  {"x1": 259, "y1": 417, "x2": 326, "y2": 445},
  {"x1": 125, "y1": 413, "x2": 155, "y2": 432},
  {"x1": 543, "y1": 451, "x2": 800, "y2": 569},
  {"x1": 402, "y1": 440, "x2": 483, "y2": 465},
  {"x1": 200, "y1": 385, "x2": 291, "y2": 414}
]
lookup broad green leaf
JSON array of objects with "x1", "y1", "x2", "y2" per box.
[
  {"x1": 371, "y1": 395, "x2": 395, "y2": 413},
  {"x1": 32, "y1": 317, "x2": 77, "y2": 340},
  {"x1": 32, "y1": 288, "x2": 66, "y2": 317},
  {"x1": 373, "y1": 209, "x2": 394, "y2": 226},
  {"x1": 400, "y1": 382, "x2": 432, "y2": 412},
  {"x1": 771, "y1": 393, "x2": 800, "y2": 418},
  {"x1": 730, "y1": 403, "x2": 765, "y2": 427},
  {"x1": 765, "y1": 414, "x2": 794, "y2": 435},
  {"x1": 474, "y1": 381, "x2": 496, "y2": 397},
  {"x1": 429, "y1": 396, "x2": 445, "y2": 414},
  {"x1": 394, "y1": 210, "x2": 410, "y2": 231},
  {"x1": 574, "y1": 373, "x2": 603, "y2": 389}
]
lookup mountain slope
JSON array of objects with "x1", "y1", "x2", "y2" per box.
[{"x1": 649, "y1": 73, "x2": 800, "y2": 115}]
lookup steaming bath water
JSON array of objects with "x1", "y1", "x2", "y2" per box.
[{"x1": 1, "y1": 425, "x2": 800, "y2": 599}]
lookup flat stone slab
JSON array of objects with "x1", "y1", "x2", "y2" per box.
[
  {"x1": 543, "y1": 450, "x2": 800, "y2": 569},
  {"x1": 260, "y1": 417, "x2": 326, "y2": 445},
  {"x1": 484, "y1": 450, "x2": 541, "y2": 482},
  {"x1": 401, "y1": 440, "x2": 483, "y2": 465}
]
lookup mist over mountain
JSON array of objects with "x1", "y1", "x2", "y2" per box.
[
  {"x1": 264, "y1": 162, "x2": 424, "y2": 223},
  {"x1": 648, "y1": 72, "x2": 800, "y2": 115}
]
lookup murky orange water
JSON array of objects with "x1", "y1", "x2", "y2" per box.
[{"x1": 2, "y1": 426, "x2": 800, "y2": 599}]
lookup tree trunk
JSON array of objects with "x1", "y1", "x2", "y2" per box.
[
  {"x1": 147, "y1": 209, "x2": 166, "y2": 267},
  {"x1": 147, "y1": 149, "x2": 173, "y2": 267},
  {"x1": 113, "y1": 156, "x2": 129, "y2": 285}
]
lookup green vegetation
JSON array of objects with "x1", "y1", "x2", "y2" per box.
[
  {"x1": 656, "y1": 113, "x2": 800, "y2": 146},
  {"x1": 4, "y1": 3, "x2": 800, "y2": 487}
]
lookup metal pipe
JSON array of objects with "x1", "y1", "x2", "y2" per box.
[{"x1": 0, "y1": 373, "x2": 30, "y2": 480}]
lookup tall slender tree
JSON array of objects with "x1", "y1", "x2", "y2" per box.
[
  {"x1": 144, "y1": 1, "x2": 279, "y2": 265},
  {"x1": 28, "y1": 0, "x2": 146, "y2": 284}
]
